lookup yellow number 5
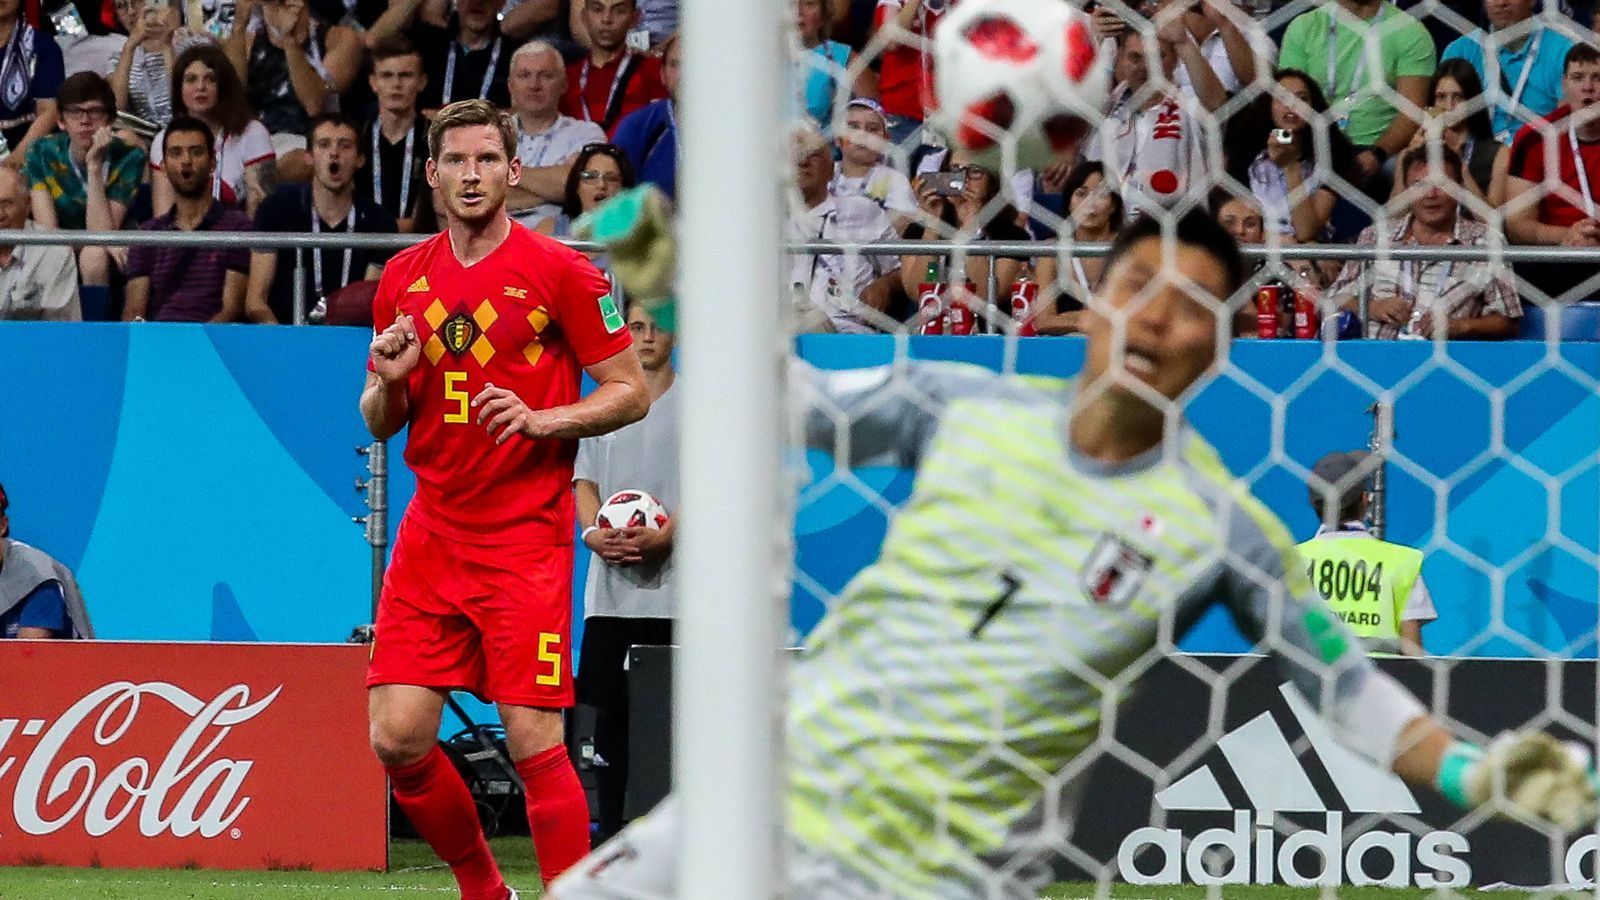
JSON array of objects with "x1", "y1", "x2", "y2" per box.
[
  {"x1": 443, "y1": 371, "x2": 468, "y2": 423},
  {"x1": 537, "y1": 633, "x2": 563, "y2": 686}
]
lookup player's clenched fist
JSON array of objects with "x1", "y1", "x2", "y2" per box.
[
  {"x1": 371, "y1": 314, "x2": 422, "y2": 384},
  {"x1": 473, "y1": 382, "x2": 548, "y2": 444}
]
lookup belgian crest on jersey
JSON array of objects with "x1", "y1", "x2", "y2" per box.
[
  {"x1": 1080, "y1": 533, "x2": 1154, "y2": 606},
  {"x1": 441, "y1": 309, "x2": 480, "y2": 357}
]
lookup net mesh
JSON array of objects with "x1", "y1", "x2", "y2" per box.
[{"x1": 773, "y1": 0, "x2": 1600, "y2": 895}]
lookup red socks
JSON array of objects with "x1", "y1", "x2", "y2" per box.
[
  {"x1": 387, "y1": 747, "x2": 507, "y2": 900},
  {"x1": 516, "y1": 745, "x2": 592, "y2": 885}
]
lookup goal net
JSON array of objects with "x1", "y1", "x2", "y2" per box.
[{"x1": 677, "y1": 0, "x2": 1600, "y2": 896}]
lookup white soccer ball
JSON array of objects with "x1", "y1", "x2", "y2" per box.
[
  {"x1": 929, "y1": 0, "x2": 1110, "y2": 170},
  {"x1": 596, "y1": 489, "x2": 669, "y2": 530}
]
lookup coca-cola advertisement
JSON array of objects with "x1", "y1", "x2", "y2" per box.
[{"x1": 0, "y1": 642, "x2": 385, "y2": 871}]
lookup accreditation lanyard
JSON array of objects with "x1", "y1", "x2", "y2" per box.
[
  {"x1": 578, "y1": 52, "x2": 631, "y2": 125},
  {"x1": 1397, "y1": 219, "x2": 1454, "y2": 303},
  {"x1": 371, "y1": 123, "x2": 416, "y2": 216},
  {"x1": 67, "y1": 151, "x2": 109, "y2": 189},
  {"x1": 1572, "y1": 121, "x2": 1597, "y2": 218},
  {"x1": 311, "y1": 204, "x2": 356, "y2": 300},
  {"x1": 1495, "y1": 30, "x2": 1543, "y2": 143},
  {"x1": 442, "y1": 36, "x2": 502, "y2": 104},
  {"x1": 1327, "y1": 7, "x2": 1384, "y2": 129}
]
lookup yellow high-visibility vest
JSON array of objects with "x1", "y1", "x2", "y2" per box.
[{"x1": 1296, "y1": 532, "x2": 1423, "y2": 644}]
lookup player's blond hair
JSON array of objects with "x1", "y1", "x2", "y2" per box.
[{"x1": 427, "y1": 99, "x2": 519, "y2": 162}]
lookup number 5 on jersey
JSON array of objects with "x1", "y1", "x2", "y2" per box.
[{"x1": 444, "y1": 371, "x2": 469, "y2": 423}]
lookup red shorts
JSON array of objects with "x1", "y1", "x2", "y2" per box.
[{"x1": 367, "y1": 515, "x2": 575, "y2": 707}]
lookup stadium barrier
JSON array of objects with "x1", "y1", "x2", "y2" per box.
[
  {"x1": 0, "y1": 641, "x2": 385, "y2": 871},
  {"x1": 625, "y1": 645, "x2": 1599, "y2": 890},
  {"x1": 2, "y1": 322, "x2": 1591, "y2": 657}
]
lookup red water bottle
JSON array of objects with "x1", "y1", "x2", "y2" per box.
[
  {"x1": 1293, "y1": 288, "x2": 1319, "y2": 339},
  {"x1": 1010, "y1": 279, "x2": 1038, "y2": 336},
  {"x1": 1255, "y1": 285, "x2": 1282, "y2": 339},
  {"x1": 946, "y1": 288, "x2": 976, "y2": 336}
]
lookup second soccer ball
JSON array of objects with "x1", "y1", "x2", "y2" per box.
[{"x1": 596, "y1": 490, "x2": 670, "y2": 530}]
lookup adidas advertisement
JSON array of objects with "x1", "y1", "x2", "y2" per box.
[{"x1": 1067, "y1": 655, "x2": 1598, "y2": 890}]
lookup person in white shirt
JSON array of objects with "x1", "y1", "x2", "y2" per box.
[
  {"x1": 830, "y1": 98, "x2": 917, "y2": 232},
  {"x1": 505, "y1": 40, "x2": 607, "y2": 229},
  {"x1": 1084, "y1": 30, "x2": 1212, "y2": 215},
  {"x1": 0, "y1": 167, "x2": 78, "y2": 321},
  {"x1": 790, "y1": 126, "x2": 901, "y2": 333}
]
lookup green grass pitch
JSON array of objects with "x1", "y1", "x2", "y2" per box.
[{"x1": 0, "y1": 842, "x2": 1580, "y2": 900}]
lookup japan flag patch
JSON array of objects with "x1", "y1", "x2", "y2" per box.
[{"x1": 1079, "y1": 533, "x2": 1154, "y2": 606}]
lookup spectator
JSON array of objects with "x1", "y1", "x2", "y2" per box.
[
  {"x1": 611, "y1": 31, "x2": 678, "y2": 199},
  {"x1": 569, "y1": 0, "x2": 679, "y2": 49},
  {"x1": 0, "y1": 167, "x2": 79, "y2": 320},
  {"x1": 484, "y1": 0, "x2": 567, "y2": 42},
  {"x1": 1329, "y1": 147, "x2": 1520, "y2": 339},
  {"x1": 1403, "y1": 59, "x2": 1510, "y2": 207},
  {"x1": 1228, "y1": 69, "x2": 1352, "y2": 242},
  {"x1": 110, "y1": 0, "x2": 206, "y2": 133},
  {"x1": 1168, "y1": 0, "x2": 1275, "y2": 113},
  {"x1": 1085, "y1": 30, "x2": 1211, "y2": 214},
  {"x1": 537, "y1": 141, "x2": 634, "y2": 241},
  {"x1": 359, "y1": 35, "x2": 429, "y2": 233},
  {"x1": 1298, "y1": 451, "x2": 1434, "y2": 657},
  {"x1": 0, "y1": 482, "x2": 93, "y2": 639},
  {"x1": 152, "y1": 44, "x2": 277, "y2": 217},
  {"x1": 790, "y1": 126, "x2": 900, "y2": 332},
  {"x1": 572, "y1": 296, "x2": 678, "y2": 847},
  {"x1": 900, "y1": 150, "x2": 1028, "y2": 322},
  {"x1": 1278, "y1": 0, "x2": 1435, "y2": 186},
  {"x1": 0, "y1": 0, "x2": 64, "y2": 165},
  {"x1": 1506, "y1": 43, "x2": 1600, "y2": 303},
  {"x1": 793, "y1": 0, "x2": 856, "y2": 130},
  {"x1": 368, "y1": 0, "x2": 522, "y2": 111},
  {"x1": 1214, "y1": 189, "x2": 1266, "y2": 246},
  {"x1": 1032, "y1": 161, "x2": 1122, "y2": 335},
  {"x1": 245, "y1": 113, "x2": 395, "y2": 324},
  {"x1": 22, "y1": 71, "x2": 143, "y2": 306},
  {"x1": 831, "y1": 98, "x2": 916, "y2": 231},
  {"x1": 506, "y1": 41, "x2": 605, "y2": 229},
  {"x1": 871, "y1": 0, "x2": 946, "y2": 148},
  {"x1": 560, "y1": 0, "x2": 666, "y2": 135},
  {"x1": 124, "y1": 116, "x2": 252, "y2": 322},
  {"x1": 1440, "y1": 0, "x2": 1574, "y2": 145},
  {"x1": 226, "y1": 0, "x2": 361, "y2": 174}
]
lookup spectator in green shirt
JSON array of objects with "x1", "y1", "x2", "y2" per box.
[
  {"x1": 1278, "y1": 0, "x2": 1435, "y2": 186},
  {"x1": 21, "y1": 71, "x2": 146, "y2": 309}
]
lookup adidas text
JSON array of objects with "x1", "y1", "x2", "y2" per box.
[{"x1": 1115, "y1": 811, "x2": 1471, "y2": 888}]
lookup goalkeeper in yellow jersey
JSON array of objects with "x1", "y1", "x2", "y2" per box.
[{"x1": 551, "y1": 212, "x2": 1596, "y2": 900}]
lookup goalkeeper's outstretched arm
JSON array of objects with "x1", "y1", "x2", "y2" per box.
[{"x1": 1213, "y1": 490, "x2": 1597, "y2": 831}]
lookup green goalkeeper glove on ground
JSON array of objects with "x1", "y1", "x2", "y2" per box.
[
  {"x1": 1437, "y1": 732, "x2": 1598, "y2": 830},
  {"x1": 574, "y1": 185, "x2": 677, "y2": 333}
]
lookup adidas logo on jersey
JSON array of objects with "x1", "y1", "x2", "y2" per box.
[
  {"x1": 1115, "y1": 683, "x2": 1471, "y2": 889},
  {"x1": 407, "y1": 277, "x2": 430, "y2": 293}
]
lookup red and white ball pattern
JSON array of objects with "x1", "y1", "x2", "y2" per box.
[
  {"x1": 596, "y1": 490, "x2": 670, "y2": 530},
  {"x1": 931, "y1": 0, "x2": 1109, "y2": 169}
]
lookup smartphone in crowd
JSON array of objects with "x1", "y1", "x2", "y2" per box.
[{"x1": 927, "y1": 172, "x2": 967, "y2": 197}]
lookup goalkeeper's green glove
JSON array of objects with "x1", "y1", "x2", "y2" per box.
[
  {"x1": 1436, "y1": 732, "x2": 1598, "y2": 830},
  {"x1": 573, "y1": 185, "x2": 677, "y2": 331}
]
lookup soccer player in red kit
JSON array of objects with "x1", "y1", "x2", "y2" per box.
[{"x1": 361, "y1": 99, "x2": 650, "y2": 899}]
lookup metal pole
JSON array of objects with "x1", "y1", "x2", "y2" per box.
[
  {"x1": 1366, "y1": 401, "x2": 1394, "y2": 541},
  {"x1": 292, "y1": 247, "x2": 307, "y2": 326},
  {"x1": 367, "y1": 441, "x2": 388, "y2": 619},
  {"x1": 677, "y1": 0, "x2": 787, "y2": 895}
]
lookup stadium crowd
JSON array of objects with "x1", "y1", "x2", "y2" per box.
[{"x1": 0, "y1": 0, "x2": 1589, "y2": 338}]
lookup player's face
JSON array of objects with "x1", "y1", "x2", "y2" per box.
[
  {"x1": 1082, "y1": 236, "x2": 1230, "y2": 404},
  {"x1": 370, "y1": 54, "x2": 425, "y2": 114},
  {"x1": 509, "y1": 49, "x2": 565, "y2": 117},
  {"x1": 627, "y1": 304, "x2": 672, "y2": 370},
  {"x1": 838, "y1": 108, "x2": 886, "y2": 167},
  {"x1": 426, "y1": 124, "x2": 521, "y2": 224},
  {"x1": 311, "y1": 122, "x2": 361, "y2": 193},
  {"x1": 584, "y1": 0, "x2": 636, "y2": 52}
]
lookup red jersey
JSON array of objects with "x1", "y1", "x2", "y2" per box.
[
  {"x1": 560, "y1": 53, "x2": 666, "y2": 136},
  {"x1": 371, "y1": 222, "x2": 633, "y2": 546},
  {"x1": 1508, "y1": 104, "x2": 1600, "y2": 228},
  {"x1": 873, "y1": 0, "x2": 947, "y2": 120}
]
